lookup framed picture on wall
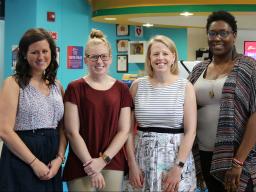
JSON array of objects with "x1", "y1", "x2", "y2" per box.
[
  {"x1": 128, "y1": 41, "x2": 147, "y2": 63},
  {"x1": 117, "y1": 55, "x2": 128, "y2": 73},
  {"x1": 117, "y1": 39, "x2": 129, "y2": 52},
  {"x1": 12, "y1": 45, "x2": 18, "y2": 70},
  {"x1": 244, "y1": 41, "x2": 256, "y2": 60},
  {"x1": 56, "y1": 47, "x2": 60, "y2": 65},
  {"x1": 116, "y1": 24, "x2": 129, "y2": 36}
]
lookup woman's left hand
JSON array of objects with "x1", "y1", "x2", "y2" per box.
[
  {"x1": 224, "y1": 166, "x2": 243, "y2": 192},
  {"x1": 83, "y1": 157, "x2": 106, "y2": 176},
  {"x1": 41, "y1": 157, "x2": 62, "y2": 180},
  {"x1": 162, "y1": 166, "x2": 182, "y2": 192}
]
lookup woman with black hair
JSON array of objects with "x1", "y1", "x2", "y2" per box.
[
  {"x1": 0, "y1": 28, "x2": 67, "y2": 191},
  {"x1": 189, "y1": 11, "x2": 256, "y2": 192}
]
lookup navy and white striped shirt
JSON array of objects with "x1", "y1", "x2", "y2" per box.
[{"x1": 134, "y1": 76, "x2": 187, "y2": 129}]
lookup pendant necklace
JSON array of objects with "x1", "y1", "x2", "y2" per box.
[
  {"x1": 209, "y1": 79, "x2": 216, "y2": 99},
  {"x1": 209, "y1": 88, "x2": 215, "y2": 98}
]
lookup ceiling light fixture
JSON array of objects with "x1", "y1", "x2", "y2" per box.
[
  {"x1": 104, "y1": 17, "x2": 117, "y2": 21},
  {"x1": 143, "y1": 23, "x2": 154, "y2": 27},
  {"x1": 180, "y1": 12, "x2": 194, "y2": 16}
]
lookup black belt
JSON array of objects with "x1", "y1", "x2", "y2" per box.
[
  {"x1": 138, "y1": 126, "x2": 184, "y2": 134},
  {"x1": 16, "y1": 128, "x2": 57, "y2": 136}
]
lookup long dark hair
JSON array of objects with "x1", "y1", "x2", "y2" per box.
[{"x1": 13, "y1": 28, "x2": 58, "y2": 88}]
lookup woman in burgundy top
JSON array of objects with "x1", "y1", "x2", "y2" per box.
[{"x1": 63, "y1": 29, "x2": 133, "y2": 191}]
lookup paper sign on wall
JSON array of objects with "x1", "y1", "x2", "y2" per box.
[{"x1": 67, "y1": 46, "x2": 83, "y2": 69}]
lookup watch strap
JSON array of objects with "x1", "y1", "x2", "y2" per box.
[
  {"x1": 175, "y1": 160, "x2": 184, "y2": 168},
  {"x1": 99, "y1": 152, "x2": 112, "y2": 164}
]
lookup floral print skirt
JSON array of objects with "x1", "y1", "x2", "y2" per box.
[{"x1": 131, "y1": 131, "x2": 196, "y2": 192}]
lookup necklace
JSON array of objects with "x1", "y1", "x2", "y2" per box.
[
  {"x1": 209, "y1": 89, "x2": 215, "y2": 98},
  {"x1": 208, "y1": 76, "x2": 227, "y2": 99}
]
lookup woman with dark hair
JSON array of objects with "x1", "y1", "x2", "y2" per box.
[
  {"x1": 0, "y1": 28, "x2": 67, "y2": 192},
  {"x1": 189, "y1": 11, "x2": 256, "y2": 192}
]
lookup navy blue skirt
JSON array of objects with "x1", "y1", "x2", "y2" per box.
[{"x1": 0, "y1": 129, "x2": 62, "y2": 192}]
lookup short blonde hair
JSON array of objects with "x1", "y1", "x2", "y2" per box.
[
  {"x1": 85, "y1": 28, "x2": 112, "y2": 56},
  {"x1": 145, "y1": 35, "x2": 179, "y2": 77}
]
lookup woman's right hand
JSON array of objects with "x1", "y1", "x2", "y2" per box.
[
  {"x1": 90, "y1": 172, "x2": 106, "y2": 190},
  {"x1": 30, "y1": 158, "x2": 50, "y2": 180},
  {"x1": 129, "y1": 161, "x2": 144, "y2": 189}
]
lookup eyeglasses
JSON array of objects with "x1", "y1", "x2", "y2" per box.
[
  {"x1": 207, "y1": 30, "x2": 233, "y2": 39},
  {"x1": 87, "y1": 54, "x2": 110, "y2": 62}
]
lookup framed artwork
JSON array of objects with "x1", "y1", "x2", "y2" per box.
[
  {"x1": 135, "y1": 26, "x2": 143, "y2": 38},
  {"x1": 128, "y1": 41, "x2": 147, "y2": 63},
  {"x1": 116, "y1": 24, "x2": 129, "y2": 36},
  {"x1": 117, "y1": 39, "x2": 129, "y2": 53},
  {"x1": 117, "y1": 55, "x2": 128, "y2": 73},
  {"x1": 12, "y1": 45, "x2": 18, "y2": 70},
  {"x1": 56, "y1": 47, "x2": 60, "y2": 65},
  {"x1": 244, "y1": 41, "x2": 256, "y2": 60}
]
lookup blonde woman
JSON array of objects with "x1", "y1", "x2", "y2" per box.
[
  {"x1": 126, "y1": 35, "x2": 197, "y2": 192},
  {"x1": 63, "y1": 29, "x2": 133, "y2": 191}
]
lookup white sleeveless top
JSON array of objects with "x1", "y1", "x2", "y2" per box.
[
  {"x1": 134, "y1": 76, "x2": 187, "y2": 129},
  {"x1": 15, "y1": 84, "x2": 64, "y2": 131}
]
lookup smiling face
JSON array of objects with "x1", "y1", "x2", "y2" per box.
[
  {"x1": 26, "y1": 39, "x2": 51, "y2": 75},
  {"x1": 85, "y1": 42, "x2": 112, "y2": 76},
  {"x1": 207, "y1": 20, "x2": 237, "y2": 57},
  {"x1": 149, "y1": 41, "x2": 175, "y2": 75}
]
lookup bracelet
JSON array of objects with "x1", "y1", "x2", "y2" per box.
[
  {"x1": 232, "y1": 161, "x2": 242, "y2": 168},
  {"x1": 56, "y1": 153, "x2": 65, "y2": 164},
  {"x1": 233, "y1": 158, "x2": 244, "y2": 166},
  {"x1": 29, "y1": 157, "x2": 37, "y2": 166}
]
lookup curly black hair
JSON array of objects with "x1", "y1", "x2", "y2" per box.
[
  {"x1": 206, "y1": 11, "x2": 237, "y2": 33},
  {"x1": 13, "y1": 28, "x2": 58, "y2": 88}
]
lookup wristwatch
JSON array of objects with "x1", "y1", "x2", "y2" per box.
[
  {"x1": 175, "y1": 160, "x2": 185, "y2": 168},
  {"x1": 99, "y1": 152, "x2": 112, "y2": 164}
]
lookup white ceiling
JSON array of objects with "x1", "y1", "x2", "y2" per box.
[{"x1": 128, "y1": 13, "x2": 256, "y2": 30}]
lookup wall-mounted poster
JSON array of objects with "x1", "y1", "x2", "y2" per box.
[
  {"x1": 56, "y1": 47, "x2": 60, "y2": 65},
  {"x1": 67, "y1": 46, "x2": 83, "y2": 69},
  {"x1": 12, "y1": 45, "x2": 18, "y2": 70},
  {"x1": 117, "y1": 55, "x2": 128, "y2": 73},
  {"x1": 244, "y1": 41, "x2": 256, "y2": 60},
  {"x1": 117, "y1": 39, "x2": 129, "y2": 53},
  {"x1": 128, "y1": 41, "x2": 147, "y2": 63},
  {"x1": 135, "y1": 26, "x2": 143, "y2": 38},
  {"x1": 116, "y1": 24, "x2": 129, "y2": 36}
]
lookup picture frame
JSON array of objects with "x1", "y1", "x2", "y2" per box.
[
  {"x1": 135, "y1": 26, "x2": 143, "y2": 38},
  {"x1": 56, "y1": 47, "x2": 60, "y2": 65},
  {"x1": 128, "y1": 41, "x2": 147, "y2": 63},
  {"x1": 117, "y1": 55, "x2": 128, "y2": 73},
  {"x1": 116, "y1": 24, "x2": 129, "y2": 36},
  {"x1": 12, "y1": 45, "x2": 18, "y2": 70},
  {"x1": 117, "y1": 39, "x2": 129, "y2": 53},
  {"x1": 244, "y1": 41, "x2": 256, "y2": 60}
]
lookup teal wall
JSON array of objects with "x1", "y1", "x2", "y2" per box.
[
  {"x1": 4, "y1": 0, "x2": 37, "y2": 77},
  {"x1": 4, "y1": 0, "x2": 187, "y2": 89}
]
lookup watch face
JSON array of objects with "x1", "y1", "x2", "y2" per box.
[
  {"x1": 176, "y1": 161, "x2": 184, "y2": 168},
  {"x1": 178, "y1": 161, "x2": 184, "y2": 168},
  {"x1": 104, "y1": 156, "x2": 111, "y2": 163}
]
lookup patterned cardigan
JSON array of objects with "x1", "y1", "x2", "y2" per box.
[{"x1": 188, "y1": 54, "x2": 256, "y2": 191}]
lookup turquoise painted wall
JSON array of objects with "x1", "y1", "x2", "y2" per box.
[
  {"x1": 4, "y1": 0, "x2": 37, "y2": 77},
  {"x1": 4, "y1": 1, "x2": 187, "y2": 191},
  {"x1": 4, "y1": 0, "x2": 187, "y2": 89}
]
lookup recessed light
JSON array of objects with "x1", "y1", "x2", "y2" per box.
[
  {"x1": 104, "y1": 17, "x2": 117, "y2": 21},
  {"x1": 143, "y1": 23, "x2": 154, "y2": 27},
  {"x1": 180, "y1": 12, "x2": 194, "y2": 16}
]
